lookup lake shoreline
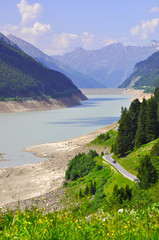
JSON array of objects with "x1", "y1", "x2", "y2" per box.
[
  {"x1": 0, "y1": 88, "x2": 152, "y2": 208},
  {"x1": 0, "y1": 88, "x2": 152, "y2": 113},
  {"x1": 0, "y1": 92, "x2": 86, "y2": 113},
  {"x1": 0, "y1": 122, "x2": 118, "y2": 208}
]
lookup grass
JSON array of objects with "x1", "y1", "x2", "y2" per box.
[
  {"x1": 1, "y1": 128, "x2": 159, "y2": 239},
  {"x1": 0, "y1": 200, "x2": 159, "y2": 239},
  {"x1": 90, "y1": 129, "x2": 118, "y2": 149},
  {"x1": 113, "y1": 139, "x2": 158, "y2": 175}
]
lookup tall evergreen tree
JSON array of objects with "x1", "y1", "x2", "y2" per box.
[
  {"x1": 154, "y1": 86, "x2": 159, "y2": 103},
  {"x1": 154, "y1": 86, "x2": 159, "y2": 122},
  {"x1": 136, "y1": 154, "x2": 158, "y2": 189},
  {"x1": 115, "y1": 107, "x2": 132, "y2": 156},
  {"x1": 135, "y1": 98, "x2": 147, "y2": 148},
  {"x1": 145, "y1": 97, "x2": 158, "y2": 142},
  {"x1": 129, "y1": 99, "x2": 141, "y2": 149}
]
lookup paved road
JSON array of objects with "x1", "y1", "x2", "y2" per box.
[{"x1": 102, "y1": 154, "x2": 137, "y2": 182}]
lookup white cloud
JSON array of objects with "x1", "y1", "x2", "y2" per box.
[
  {"x1": 103, "y1": 38, "x2": 117, "y2": 46},
  {"x1": 52, "y1": 33, "x2": 78, "y2": 50},
  {"x1": 0, "y1": 0, "x2": 124, "y2": 55},
  {"x1": 149, "y1": 7, "x2": 159, "y2": 13},
  {"x1": 21, "y1": 21, "x2": 51, "y2": 36},
  {"x1": 17, "y1": 0, "x2": 43, "y2": 25},
  {"x1": 0, "y1": 24, "x2": 19, "y2": 35},
  {"x1": 130, "y1": 18, "x2": 159, "y2": 39},
  {"x1": 47, "y1": 32, "x2": 119, "y2": 55}
]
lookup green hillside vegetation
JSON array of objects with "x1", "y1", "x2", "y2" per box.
[
  {"x1": 0, "y1": 38, "x2": 80, "y2": 99},
  {"x1": 89, "y1": 129, "x2": 118, "y2": 155},
  {"x1": 1, "y1": 91, "x2": 159, "y2": 238},
  {"x1": 1, "y1": 142, "x2": 159, "y2": 239},
  {"x1": 120, "y1": 51, "x2": 159, "y2": 88},
  {"x1": 65, "y1": 150, "x2": 98, "y2": 181}
]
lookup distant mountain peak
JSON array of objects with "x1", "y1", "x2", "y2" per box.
[
  {"x1": 148, "y1": 40, "x2": 159, "y2": 47},
  {"x1": 7, "y1": 34, "x2": 102, "y2": 89},
  {"x1": 54, "y1": 40, "x2": 159, "y2": 88}
]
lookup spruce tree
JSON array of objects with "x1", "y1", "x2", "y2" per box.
[
  {"x1": 154, "y1": 87, "x2": 159, "y2": 122},
  {"x1": 84, "y1": 184, "x2": 89, "y2": 195},
  {"x1": 136, "y1": 154, "x2": 158, "y2": 189},
  {"x1": 79, "y1": 188, "x2": 83, "y2": 198},
  {"x1": 154, "y1": 86, "x2": 159, "y2": 103},
  {"x1": 90, "y1": 181, "x2": 96, "y2": 195},
  {"x1": 135, "y1": 98, "x2": 147, "y2": 148},
  {"x1": 145, "y1": 97, "x2": 158, "y2": 142},
  {"x1": 115, "y1": 107, "x2": 132, "y2": 156},
  {"x1": 129, "y1": 99, "x2": 141, "y2": 149}
]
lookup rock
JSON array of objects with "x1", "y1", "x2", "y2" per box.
[{"x1": 118, "y1": 208, "x2": 124, "y2": 213}]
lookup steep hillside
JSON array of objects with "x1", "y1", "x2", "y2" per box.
[
  {"x1": 119, "y1": 51, "x2": 159, "y2": 88},
  {"x1": 54, "y1": 42, "x2": 159, "y2": 87},
  {"x1": 0, "y1": 33, "x2": 86, "y2": 101},
  {"x1": 7, "y1": 34, "x2": 103, "y2": 89}
]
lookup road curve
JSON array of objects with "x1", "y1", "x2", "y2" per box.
[{"x1": 102, "y1": 154, "x2": 137, "y2": 182}]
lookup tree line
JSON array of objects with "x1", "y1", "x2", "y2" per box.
[{"x1": 114, "y1": 87, "x2": 159, "y2": 156}]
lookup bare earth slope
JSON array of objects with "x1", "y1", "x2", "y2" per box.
[{"x1": 0, "y1": 93, "x2": 86, "y2": 113}]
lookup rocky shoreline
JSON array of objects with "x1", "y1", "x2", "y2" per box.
[
  {"x1": 0, "y1": 92, "x2": 87, "y2": 113},
  {"x1": 0, "y1": 88, "x2": 152, "y2": 210},
  {"x1": 0, "y1": 122, "x2": 117, "y2": 210}
]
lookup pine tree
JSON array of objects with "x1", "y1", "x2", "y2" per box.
[
  {"x1": 84, "y1": 184, "x2": 89, "y2": 195},
  {"x1": 154, "y1": 87, "x2": 159, "y2": 122},
  {"x1": 114, "y1": 107, "x2": 132, "y2": 156},
  {"x1": 90, "y1": 181, "x2": 96, "y2": 195},
  {"x1": 145, "y1": 97, "x2": 158, "y2": 142},
  {"x1": 79, "y1": 188, "x2": 83, "y2": 198},
  {"x1": 135, "y1": 98, "x2": 147, "y2": 148},
  {"x1": 136, "y1": 154, "x2": 158, "y2": 189},
  {"x1": 129, "y1": 99, "x2": 141, "y2": 149},
  {"x1": 124, "y1": 184, "x2": 132, "y2": 200},
  {"x1": 154, "y1": 86, "x2": 159, "y2": 103}
]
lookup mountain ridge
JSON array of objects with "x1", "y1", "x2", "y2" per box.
[
  {"x1": 53, "y1": 42, "x2": 159, "y2": 88},
  {"x1": 7, "y1": 34, "x2": 103, "y2": 89},
  {"x1": 119, "y1": 50, "x2": 159, "y2": 88},
  {"x1": 0, "y1": 33, "x2": 86, "y2": 104}
]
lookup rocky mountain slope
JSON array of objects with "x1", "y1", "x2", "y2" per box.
[
  {"x1": 0, "y1": 33, "x2": 86, "y2": 103},
  {"x1": 7, "y1": 34, "x2": 103, "y2": 89},
  {"x1": 120, "y1": 50, "x2": 159, "y2": 88},
  {"x1": 54, "y1": 41, "x2": 159, "y2": 87}
]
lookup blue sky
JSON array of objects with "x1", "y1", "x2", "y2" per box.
[{"x1": 1, "y1": 0, "x2": 159, "y2": 55}]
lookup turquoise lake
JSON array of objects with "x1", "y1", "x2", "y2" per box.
[{"x1": 0, "y1": 94, "x2": 132, "y2": 168}]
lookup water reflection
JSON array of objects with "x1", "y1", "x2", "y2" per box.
[{"x1": 49, "y1": 117, "x2": 119, "y2": 127}]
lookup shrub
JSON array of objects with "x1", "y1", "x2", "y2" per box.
[{"x1": 65, "y1": 150, "x2": 98, "y2": 181}]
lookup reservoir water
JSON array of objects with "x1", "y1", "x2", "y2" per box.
[{"x1": 0, "y1": 94, "x2": 132, "y2": 168}]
